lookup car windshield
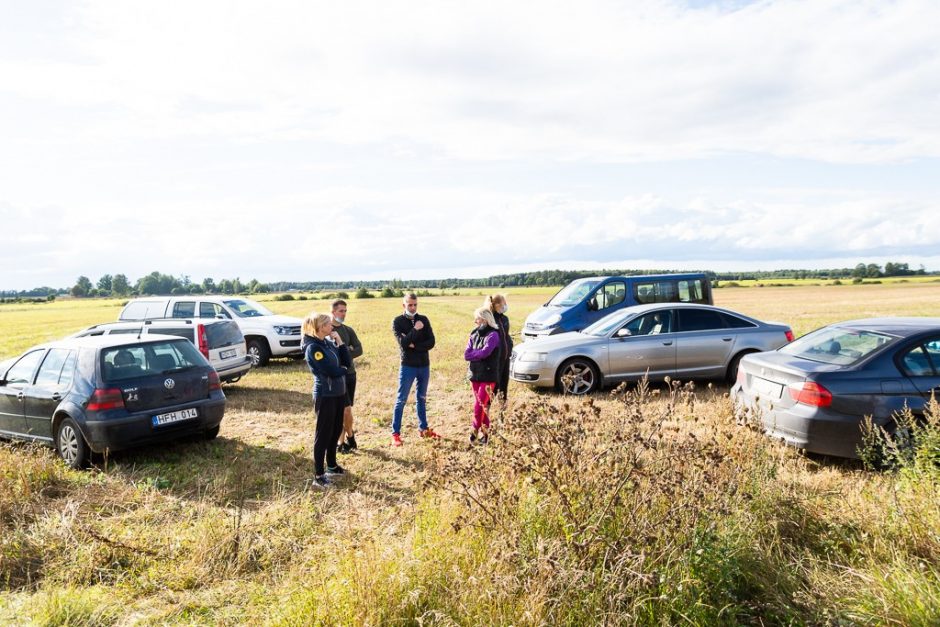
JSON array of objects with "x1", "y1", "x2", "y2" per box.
[
  {"x1": 547, "y1": 280, "x2": 602, "y2": 307},
  {"x1": 102, "y1": 340, "x2": 206, "y2": 382},
  {"x1": 780, "y1": 327, "x2": 896, "y2": 366},
  {"x1": 583, "y1": 309, "x2": 634, "y2": 337},
  {"x1": 222, "y1": 299, "x2": 274, "y2": 318}
]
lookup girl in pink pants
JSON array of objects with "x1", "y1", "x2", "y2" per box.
[{"x1": 464, "y1": 307, "x2": 502, "y2": 444}]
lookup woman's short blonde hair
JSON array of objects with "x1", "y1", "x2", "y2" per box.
[
  {"x1": 302, "y1": 312, "x2": 332, "y2": 336},
  {"x1": 474, "y1": 307, "x2": 498, "y2": 329}
]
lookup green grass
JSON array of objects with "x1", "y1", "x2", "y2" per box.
[{"x1": 1, "y1": 283, "x2": 939, "y2": 624}]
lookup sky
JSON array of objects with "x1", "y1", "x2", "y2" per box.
[{"x1": 1, "y1": 0, "x2": 939, "y2": 290}]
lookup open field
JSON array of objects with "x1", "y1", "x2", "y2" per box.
[{"x1": 2, "y1": 284, "x2": 939, "y2": 625}]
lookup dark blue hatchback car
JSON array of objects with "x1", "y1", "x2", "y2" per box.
[{"x1": 0, "y1": 335, "x2": 225, "y2": 468}]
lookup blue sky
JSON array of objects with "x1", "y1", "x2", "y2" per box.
[{"x1": 1, "y1": 0, "x2": 939, "y2": 290}]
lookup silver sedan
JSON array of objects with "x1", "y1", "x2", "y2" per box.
[{"x1": 510, "y1": 303, "x2": 793, "y2": 394}]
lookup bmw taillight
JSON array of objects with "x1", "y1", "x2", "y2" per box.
[
  {"x1": 208, "y1": 370, "x2": 221, "y2": 392},
  {"x1": 197, "y1": 323, "x2": 210, "y2": 359},
  {"x1": 788, "y1": 381, "x2": 832, "y2": 407},
  {"x1": 87, "y1": 388, "x2": 125, "y2": 411},
  {"x1": 785, "y1": 329, "x2": 795, "y2": 342}
]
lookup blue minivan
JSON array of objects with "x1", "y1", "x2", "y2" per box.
[{"x1": 522, "y1": 273, "x2": 712, "y2": 340}]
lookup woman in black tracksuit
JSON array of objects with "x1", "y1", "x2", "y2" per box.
[{"x1": 302, "y1": 312, "x2": 352, "y2": 487}]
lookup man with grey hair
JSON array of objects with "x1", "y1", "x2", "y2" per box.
[{"x1": 390, "y1": 292, "x2": 439, "y2": 446}]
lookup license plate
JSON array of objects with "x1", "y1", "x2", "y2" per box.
[
  {"x1": 152, "y1": 407, "x2": 198, "y2": 427},
  {"x1": 751, "y1": 377, "x2": 783, "y2": 400},
  {"x1": 220, "y1": 349, "x2": 237, "y2": 359}
]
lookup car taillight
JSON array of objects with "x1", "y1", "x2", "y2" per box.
[
  {"x1": 87, "y1": 388, "x2": 125, "y2": 411},
  {"x1": 208, "y1": 370, "x2": 221, "y2": 392},
  {"x1": 788, "y1": 381, "x2": 832, "y2": 407},
  {"x1": 785, "y1": 329, "x2": 795, "y2": 342},
  {"x1": 197, "y1": 323, "x2": 210, "y2": 359}
]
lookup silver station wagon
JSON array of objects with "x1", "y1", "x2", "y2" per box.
[{"x1": 511, "y1": 303, "x2": 793, "y2": 394}]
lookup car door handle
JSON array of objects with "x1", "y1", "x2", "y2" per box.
[
  {"x1": 661, "y1": 341, "x2": 673, "y2": 346},
  {"x1": 16, "y1": 392, "x2": 25, "y2": 401},
  {"x1": 722, "y1": 337, "x2": 733, "y2": 342},
  {"x1": 52, "y1": 392, "x2": 62, "y2": 401}
]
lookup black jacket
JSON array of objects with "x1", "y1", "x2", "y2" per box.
[
  {"x1": 392, "y1": 313, "x2": 435, "y2": 367},
  {"x1": 494, "y1": 312, "x2": 512, "y2": 362},
  {"x1": 302, "y1": 334, "x2": 351, "y2": 398}
]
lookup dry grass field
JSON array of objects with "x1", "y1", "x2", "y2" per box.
[{"x1": 1, "y1": 283, "x2": 939, "y2": 625}]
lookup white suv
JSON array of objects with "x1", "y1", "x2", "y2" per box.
[
  {"x1": 72, "y1": 318, "x2": 252, "y2": 383},
  {"x1": 119, "y1": 297, "x2": 303, "y2": 366}
]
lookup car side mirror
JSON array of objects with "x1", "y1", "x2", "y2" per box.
[
  {"x1": 587, "y1": 299, "x2": 597, "y2": 311},
  {"x1": 616, "y1": 328, "x2": 631, "y2": 338}
]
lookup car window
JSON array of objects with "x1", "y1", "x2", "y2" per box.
[
  {"x1": 122, "y1": 301, "x2": 167, "y2": 320},
  {"x1": 635, "y1": 280, "x2": 679, "y2": 304},
  {"x1": 622, "y1": 311, "x2": 673, "y2": 336},
  {"x1": 547, "y1": 280, "x2": 602, "y2": 307},
  {"x1": 900, "y1": 346, "x2": 936, "y2": 376},
  {"x1": 109, "y1": 328, "x2": 141, "y2": 335},
  {"x1": 677, "y1": 309, "x2": 725, "y2": 332},
  {"x1": 780, "y1": 327, "x2": 895, "y2": 366},
  {"x1": 678, "y1": 280, "x2": 706, "y2": 302},
  {"x1": 34, "y1": 348, "x2": 74, "y2": 387},
  {"x1": 59, "y1": 352, "x2": 77, "y2": 388},
  {"x1": 4, "y1": 349, "x2": 45, "y2": 385},
  {"x1": 102, "y1": 340, "x2": 206, "y2": 382},
  {"x1": 719, "y1": 312, "x2": 756, "y2": 329},
  {"x1": 199, "y1": 302, "x2": 228, "y2": 318},
  {"x1": 222, "y1": 299, "x2": 274, "y2": 318},
  {"x1": 171, "y1": 301, "x2": 197, "y2": 318},
  {"x1": 205, "y1": 322, "x2": 244, "y2": 348},
  {"x1": 591, "y1": 282, "x2": 626, "y2": 311}
]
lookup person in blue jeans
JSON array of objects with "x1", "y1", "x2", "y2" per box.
[{"x1": 391, "y1": 292, "x2": 440, "y2": 446}]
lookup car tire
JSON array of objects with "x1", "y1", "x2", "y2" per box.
[
  {"x1": 56, "y1": 417, "x2": 90, "y2": 469},
  {"x1": 204, "y1": 425, "x2": 221, "y2": 440},
  {"x1": 726, "y1": 351, "x2": 754, "y2": 385},
  {"x1": 246, "y1": 338, "x2": 271, "y2": 367},
  {"x1": 556, "y1": 358, "x2": 600, "y2": 395}
]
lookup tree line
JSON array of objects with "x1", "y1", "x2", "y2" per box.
[{"x1": 0, "y1": 262, "x2": 932, "y2": 300}]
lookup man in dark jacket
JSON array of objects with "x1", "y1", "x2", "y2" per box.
[
  {"x1": 331, "y1": 299, "x2": 363, "y2": 453},
  {"x1": 390, "y1": 292, "x2": 439, "y2": 446}
]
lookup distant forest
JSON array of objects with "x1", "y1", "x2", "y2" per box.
[{"x1": 0, "y1": 262, "x2": 931, "y2": 300}]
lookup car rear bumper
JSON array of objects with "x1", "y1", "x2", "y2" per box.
[
  {"x1": 82, "y1": 398, "x2": 225, "y2": 453},
  {"x1": 732, "y1": 386, "x2": 872, "y2": 459},
  {"x1": 216, "y1": 356, "x2": 252, "y2": 381}
]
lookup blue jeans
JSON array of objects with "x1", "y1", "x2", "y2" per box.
[{"x1": 392, "y1": 365, "x2": 429, "y2": 434}]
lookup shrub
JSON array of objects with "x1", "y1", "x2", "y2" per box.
[
  {"x1": 274, "y1": 294, "x2": 295, "y2": 301},
  {"x1": 355, "y1": 287, "x2": 374, "y2": 299}
]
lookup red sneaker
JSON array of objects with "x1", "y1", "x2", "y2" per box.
[
  {"x1": 420, "y1": 428, "x2": 441, "y2": 440},
  {"x1": 391, "y1": 433, "x2": 403, "y2": 447}
]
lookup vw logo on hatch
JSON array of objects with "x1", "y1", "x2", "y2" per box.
[{"x1": 164, "y1": 378, "x2": 176, "y2": 390}]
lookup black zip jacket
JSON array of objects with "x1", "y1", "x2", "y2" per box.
[
  {"x1": 392, "y1": 313, "x2": 436, "y2": 367},
  {"x1": 302, "y1": 334, "x2": 351, "y2": 398}
]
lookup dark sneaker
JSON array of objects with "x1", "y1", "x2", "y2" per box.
[
  {"x1": 326, "y1": 465, "x2": 345, "y2": 475},
  {"x1": 313, "y1": 475, "x2": 331, "y2": 487},
  {"x1": 469, "y1": 432, "x2": 477, "y2": 444},
  {"x1": 347, "y1": 434, "x2": 358, "y2": 450},
  {"x1": 337, "y1": 442, "x2": 351, "y2": 454},
  {"x1": 480, "y1": 433, "x2": 489, "y2": 445}
]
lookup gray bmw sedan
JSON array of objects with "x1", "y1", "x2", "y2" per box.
[
  {"x1": 731, "y1": 317, "x2": 940, "y2": 459},
  {"x1": 511, "y1": 303, "x2": 793, "y2": 395}
]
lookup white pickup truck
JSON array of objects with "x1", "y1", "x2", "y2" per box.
[{"x1": 119, "y1": 296, "x2": 303, "y2": 366}]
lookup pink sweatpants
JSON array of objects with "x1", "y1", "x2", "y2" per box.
[{"x1": 472, "y1": 381, "x2": 496, "y2": 430}]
